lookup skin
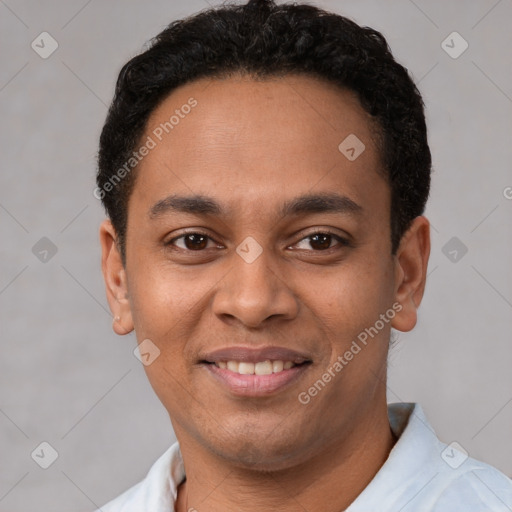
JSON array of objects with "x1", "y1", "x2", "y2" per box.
[{"x1": 100, "y1": 73, "x2": 430, "y2": 512}]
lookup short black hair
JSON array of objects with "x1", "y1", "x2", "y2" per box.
[{"x1": 96, "y1": 0, "x2": 431, "y2": 262}]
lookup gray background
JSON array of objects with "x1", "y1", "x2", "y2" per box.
[{"x1": 1, "y1": 0, "x2": 511, "y2": 510}]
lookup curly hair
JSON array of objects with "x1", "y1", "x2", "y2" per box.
[{"x1": 97, "y1": 0, "x2": 431, "y2": 262}]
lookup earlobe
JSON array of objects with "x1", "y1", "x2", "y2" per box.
[
  {"x1": 112, "y1": 314, "x2": 133, "y2": 335},
  {"x1": 390, "y1": 216, "x2": 431, "y2": 333},
  {"x1": 99, "y1": 219, "x2": 134, "y2": 335}
]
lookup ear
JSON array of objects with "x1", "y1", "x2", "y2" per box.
[
  {"x1": 99, "y1": 219, "x2": 134, "y2": 335},
  {"x1": 391, "y1": 216, "x2": 430, "y2": 332}
]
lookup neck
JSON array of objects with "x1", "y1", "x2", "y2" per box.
[{"x1": 175, "y1": 400, "x2": 396, "y2": 512}]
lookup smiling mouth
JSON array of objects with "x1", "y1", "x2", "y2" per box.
[{"x1": 203, "y1": 359, "x2": 311, "y2": 375}]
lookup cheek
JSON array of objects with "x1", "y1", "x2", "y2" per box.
[
  {"x1": 127, "y1": 260, "x2": 201, "y2": 337},
  {"x1": 322, "y1": 257, "x2": 394, "y2": 322},
  {"x1": 126, "y1": 265, "x2": 198, "y2": 408},
  {"x1": 126, "y1": 262, "x2": 218, "y2": 388},
  {"x1": 310, "y1": 255, "x2": 395, "y2": 377}
]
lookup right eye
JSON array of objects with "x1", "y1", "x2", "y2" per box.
[{"x1": 166, "y1": 231, "x2": 223, "y2": 251}]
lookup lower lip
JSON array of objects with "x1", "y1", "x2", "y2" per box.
[{"x1": 204, "y1": 363, "x2": 310, "y2": 397}]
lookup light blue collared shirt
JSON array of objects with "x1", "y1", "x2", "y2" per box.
[{"x1": 96, "y1": 403, "x2": 512, "y2": 511}]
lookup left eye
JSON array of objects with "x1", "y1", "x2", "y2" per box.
[{"x1": 293, "y1": 232, "x2": 348, "y2": 251}]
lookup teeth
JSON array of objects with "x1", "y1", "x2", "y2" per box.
[
  {"x1": 255, "y1": 360, "x2": 273, "y2": 375},
  {"x1": 272, "y1": 360, "x2": 284, "y2": 373},
  {"x1": 238, "y1": 362, "x2": 254, "y2": 375},
  {"x1": 227, "y1": 361, "x2": 239, "y2": 372},
  {"x1": 215, "y1": 359, "x2": 297, "y2": 375}
]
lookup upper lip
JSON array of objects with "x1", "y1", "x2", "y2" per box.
[{"x1": 201, "y1": 346, "x2": 311, "y2": 364}]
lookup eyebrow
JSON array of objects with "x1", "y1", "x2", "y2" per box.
[{"x1": 148, "y1": 192, "x2": 363, "y2": 220}]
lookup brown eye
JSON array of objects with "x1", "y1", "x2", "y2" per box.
[
  {"x1": 168, "y1": 232, "x2": 214, "y2": 251},
  {"x1": 309, "y1": 233, "x2": 333, "y2": 250},
  {"x1": 294, "y1": 231, "x2": 349, "y2": 251},
  {"x1": 183, "y1": 233, "x2": 208, "y2": 250}
]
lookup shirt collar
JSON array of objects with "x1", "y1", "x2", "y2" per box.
[{"x1": 346, "y1": 402, "x2": 443, "y2": 510}]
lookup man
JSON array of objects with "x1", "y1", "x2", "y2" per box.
[{"x1": 94, "y1": 0, "x2": 512, "y2": 510}]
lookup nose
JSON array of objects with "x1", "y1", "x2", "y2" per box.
[{"x1": 211, "y1": 238, "x2": 299, "y2": 329}]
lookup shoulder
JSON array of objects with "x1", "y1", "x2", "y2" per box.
[
  {"x1": 349, "y1": 403, "x2": 512, "y2": 512},
  {"x1": 94, "y1": 480, "x2": 145, "y2": 512},
  {"x1": 431, "y1": 456, "x2": 512, "y2": 511},
  {"x1": 93, "y1": 441, "x2": 184, "y2": 512}
]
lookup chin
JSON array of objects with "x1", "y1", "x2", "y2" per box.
[
  {"x1": 205, "y1": 424, "x2": 311, "y2": 472},
  {"x1": 216, "y1": 446, "x2": 303, "y2": 473}
]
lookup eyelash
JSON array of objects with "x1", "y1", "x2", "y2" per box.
[{"x1": 165, "y1": 229, "x2": 351, "y2": 253}]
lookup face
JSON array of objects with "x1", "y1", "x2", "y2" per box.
[{"x1": 101, "y1": 73, "x2": 429, "y2": 471}]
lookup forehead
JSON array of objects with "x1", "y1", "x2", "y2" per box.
[{"x1": 131, "y1": 73, "x2": 387, "y2": 220}]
